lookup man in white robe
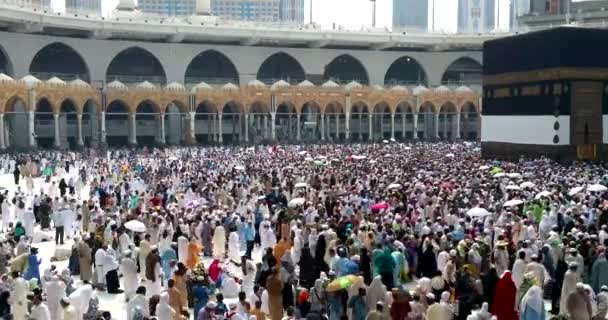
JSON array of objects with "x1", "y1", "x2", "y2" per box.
[
  {"x1": 139, "y1": 235, "x2": 151, "y2": 278},
  {"x1": 1, "y1": 198, "x2": 11, "y2": 232},
  {"x1": 128, "y1": 286, "x2": 150, "y2": 320},
  {"x1": 512, "y1": 251, "x2": 527, "y2": 289},
  {"x1": 23, "y1": 207, "x2": 35, "y2": 237},
  {"x1": 213, "y1": 222, "x2": 226, "y2": 259},
  {"x1": 46, "y1": 275, "x2": 66, "y2": 320},
  {"x1": 121, "y1": 250, "x2": 139, "y2": 301},
  {"x1": 561, "y1": 262, "x2": 580, "y2": 316},
  {"x1": 228, "y1": 230, "x2": 241, "y2": 264},
  {"x1": 94, "y1": 246, "x2": 107, "y2": 289},
  {"x1": 10, "y1": 272, "x2": 29, "y2": 320},
  {"x1": 156, "y1": 292, "x2": 176, "y2": 320},
  {"x1": 177, "y1": 235, "x2": 188, "y2": 264},
  {"x1": 31, "y1": 295, "x2": 51, "y2": 320},
  {"x1": 119, "y1": 231, "x2": 133, "y2": 257},
  {"x1": 260, "y1": 220, "x2": 276, "y2": 253},
  {"x1": 222, "y1": 277, "x2": 241, "y2": 299}
]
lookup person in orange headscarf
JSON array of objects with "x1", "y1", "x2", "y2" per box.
[
  {"x1": 273, "y1": 236, "x2": 290, "y2": 262},
  {"x1": 186, "y1": 239, "x2": 201, "y2": 270},
  {"x1": 491, "y1": 270, "x2": 518, "y2": 320}
]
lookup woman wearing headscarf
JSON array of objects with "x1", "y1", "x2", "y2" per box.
[
  {"x1": 366, "y1": 276, "x2": 387, "y2": 311},
  {"x1": 157, "y1": 292, "x2": 177, "y2": 320},
  {"x1": 481, "y1": 266, "x2": 499, "y2": 306},
  {"x1": 360, "y1": 247, "x2": 372, "y2": 285},
  {"x1": 208, "y1": 258, "x2": 222, "y2": 286},
  {"x1": 490, "y1": 271, "x2": 518, "y2": 320},
  {"x1": 520, "y1": 285, "x2": 546, "y2": 320},
  {"x1": 426, "y1": 291, "x2": 454, "y2": 320},
  {"x1": 298, "y1": 244, "x2": 318, "y2": 289},
  {"x1": 68, "y1": 284, "x2": 94, "y2": 320},
  {"x1": 314, "y1": 234, "x2": 329, "y2": 273},
  {"x1": 145, "y1": 247, "x2": 162, "y2": 297},
  {"x1": 173, "y1": 263, "x2": 189, "y2": 310},
  {"x1": 265, "y1": 268, "x2": 283, "y2": 320},
  {"x1": 310, "y1": 279, "x2": 326, "y2": 314}
]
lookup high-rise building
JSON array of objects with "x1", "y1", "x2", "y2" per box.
[
  {"x1": 393, "y1": 0, "x2": 428, "y2": 30},
  {"x1": 510, "y1": 0, "x2": 530, "y2": 28},
  {"x1": 211, "y1": 0, "x2": 280, "y2": 22},
  {"x1": 280, "y1": 0, "x2": 304, "y2": 23},
  {"x1": 65, "y1": 0, "x2": 102, "y2": 15},
  {"x1": 138, "y1": 0, "x2": 196, "y2": 16},
  {"x1": 458, "y1": 0, "x2": 495, "y2": 33}
]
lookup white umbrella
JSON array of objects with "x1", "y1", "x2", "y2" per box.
[
  {"x1": 479, "y1": 165, "x2": 490, "y2": 170},
  {"x1": 535, "y1": 191, "x2": 552, "y2": 199},
  {"x1": 519, "y1": 181, "x2": 535, "y2": 189},
  {"x1": 387, "y1": 183, "x2": 402, "y2": 190},
  {"x1": 588, "y1": 184, "x2": 608, "y2": 192},
  {"x1": 168, "y1": 156, "x2": 178, "y2": 161},
  {"x1": 383, "y1": 140, "x2": 389, "y2": 144},
  {"x1": 352, "y1": 155, "x2": 366, "y2": 160},
  {"x1": 503, "y1": 199, "x2": 524, "y2": 207},
  {"x1": 331, "y1": 158, "x2": 340, "y2": 162},
  {"x1": 294, "y1": 182, "x2": 308, "y2": 188},
  {"x1": 234, "y1": 165, "x2": 245, "y2": 171},
  {"x1": 257, "y1": 195, "x2": 266, "y2": 200},
  {"x1": 507, "y1": 173, "x2": 522, "y2": 179},
  {"x1": 298, "y1": 151, "x2": 308, "y2": 155},
  {"x1": 304, "y1": 157, "x2": 313, "y2": 162},
  {"x1": 288, "y1": 198, "x2": 306, "y2": 208},
  {"x1": 506, "y1": 185, "x2": 521, "y2": 191},
  {"x1": 316, "y1": 155, "x2": 327, "y2": 160},
  {"x1": 569, "y1": 186, "x2": 584, "y2": 196},
  {"x1": 404, "y1": 147, "x2": 412, "y2": 150},
  {"x1": 369, "y1": 160, "x2": 378, "y2": 164},
  {"x1": 446, "y1": 153, "x2": 455, "y2": 158},
  {"x1": 493, "y1": 172, "x2": 506, "y2": 178},
  {"x1": 466, "y1": 207, "x2": 491, "y2": 218},
  {"x1": 124, "y1": 220, "x2": 146, "y2": 233}
]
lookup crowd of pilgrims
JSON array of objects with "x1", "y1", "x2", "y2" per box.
[{"x1": 0, "y1": 143, "x2": 607, "y2": 320}]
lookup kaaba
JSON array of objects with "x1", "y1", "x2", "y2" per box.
[{"x1": 482, "y1": 27, "x2": 608, "y2": 161}]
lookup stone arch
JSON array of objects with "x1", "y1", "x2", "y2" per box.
[
  {"x1": 0, "y1": 44, "x2": 13, "y2": 76},
  {"x1": 106, "y1": 100, "x2": 130, "y2": 147},
  {"x1": 58, "y1": 99, "x2": 79, "y2": 148},
  {"x1": 441, "y1": 57, "x2": 482, "y2": 85},
  {"x1": 195, "y1": 100, "x2": 217, "y2": 144},
  {"x1": 396, "y1": 101, "x2": 414, "y2": 140},
  {"x1": 220, "y1": 101, "x2": 243, "y2": 144},
  {"x1": 135, "y1": 100, "x2": 161, "y2": 146},
  {"x1": 275, "y1": 102, "x2": 297, "y2": 142},
  {"x1": 459, "y1": 100, "x2": 480, "y2": 113},
  {"x1": 418, "y1": 101, "x2": 436, "y2": 140},
  {"x1": 82, "y1": 99, "x2": 100, "y2": 147},
  {"x1": 106, "y1": 47, "x2": 167, "y2": 85},
  {"x1": 351, "y1": 101, "x2": 371, "y2": 141},
  {"x1": 135, "y1": 99, "x2": 162, "y2": 114},
  {"x1": 324, "y1": 101, "x2": 344, "y2": 141},
  {"x1": 164, "y1": 99, "x2": 188, "y2": 114},
  {"x1": 461, "y1": 101, "x2": 480, "y2": 141},
  {"x1": 385, "y1": 56, "x2": 428, "y2": 86},
  {"x1": 34, "y1": 97, "x2": 54, "y2": 148},
  {"x1": 185, "y1": 49, "x2": 240, "y2": 85},
  {"x1": 248, "y1": 101, "x2": 269, "y2": 114},
  {"x1": 4, "y1": 95, "x2": 28, "y2": 148},
  {"x1": 300, "y1": 101, "x2": 321, "y2": 141},
  {"x1": 324, "y1": 54, "x2": 369, "y2": 85},
  {"x1": 29, "y1": 42, "x2": 90, "y2": 81},
  {"x1": 373, "y1": 101, "x2": 391, "y2": 140},
  {"x1": 439, "y1": 102, "x2": 458, "y2": 140},
  {"x1": 257, "y1": 52, "x2": 306, "y2": 85}
]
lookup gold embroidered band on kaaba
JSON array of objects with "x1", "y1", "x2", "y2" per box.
[{"x1": 483, "y1": 67, "x2": 608, "y2": 86}]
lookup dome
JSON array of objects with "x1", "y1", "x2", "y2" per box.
[
  {"x1": 391, "y1": 85, "x2": 408, "y2": 92},
  {"x1": 434, "y1": 85, "x2": 451, "y2": 92},
  {"x1": 165, "y1": 81, "x2": 185, "y2": 91},
  {"x1": 371, "y1": 85, "x2": 384, "y2": 90},
  {"x1": 106, "y1": 80, "x2": 128, "y2": 90},
  {"x1": 412, "y1": 85, "x2": 429, "y2": 95},
  {"x1": 297, "y1": 80, "x2": 315, "y2": 87},
  {"x1": 247, "y1": 79, "x2": 266, "y2": 87},
  {"x1": 270, "y1": 80, "x2": 290, "y2": 90},
  {"x1": 20, "y1": 75, "x2": 41, "y2": 88},
  {"x1": 117, "y1": 0, "x2": 136, "y2": 10},
  {"x1": 46, "y1": 76, "x2": 66, "y2": 85},
  {"x1": 321, "y1": 80, "x2": 340, "y2": 88},
  {"x1": 0, "y1": 73, "x2": 13, "y2": 82},
  {"x1": 344, "y1": 81, "x2": 362, "y2": 91},
  {"x1": 69, "y1": 79, "x2": 90, "y2": 88},
  {"x1": 136, "y1": 81, "x2": 156, "y2": 90},
  {"x1": 455, "y1": 86, "x2": 473, "y2": 93},
  {"x1": 190, "y1": 81, "x2": 212, "y2": 93},
  {"x1": 222, "y1": 82, "x2": 239, "y2": 90}
]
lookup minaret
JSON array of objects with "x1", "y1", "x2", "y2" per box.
[{"x1": 117, "y1": 0, "x2": 136, "y2": 11}]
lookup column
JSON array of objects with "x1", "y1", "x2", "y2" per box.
[
  {"x1": 358, "y1": 113, "x2": 363, "y2": 140},
  {"x1": 263, "y1": 115, "x2": 268, "y2": 140},
  {"x1": 210, "y1": 115, "x2": 216, "y2": 142},
  {"x1": 443, "y1": 114, "x2": 448, "y2": 140},
  {"x1": 390, "y1": 112, "x2": 395, "y2": 140},
  {"x1": 455, "y1": 112, "x2": 461, "y2": 140},
  {"x1": 0, "y1": 114, "x2": 5, "y2": 150},
  {"x1": 129, "y1": 113, "x2": 137, "y2": 145},
  {"x1": 160, "y1": 114, "x2": 166, "y2": 144},
  {"x1": 412, "y1": 113, "x2": 419, "y2": 140},
  {"x1": 368, "y1": 113, "x2": 373, "y2": 141},
  {"x1": 189, "y1": 111, "x2": 196, "y2": 143},
  {"x1": 244, "y1": 113, "x2": 249, "y2": 142},
  {"x1": 100, "y1": 111, "x2": 106, "y2": 144},
  {"x1": 296, "y1": 113, "x2": 301, "y2": 141},
  {"x1": 76, "y1": 113, "x2": 84, "y2": 147},
  {"x1": 53, "y1": 113, "x2": 60, "y2": 148},
  {"x1": 434, "y1": 113, "x2": 440, "y2": 139},
  {"x1": 345, "y1": 112, "x2": 350, "y2": 140},
  {"x1": 320, "y1": 113, "x2": 325, "y2": 141},
  {"x1": 29, "y1": 110, "x2": 36, "y2": 148},
  {"x1": 335, "y1": 114, "x2": 340, "y2": 140},
  {"x1": 218, "y1": 113, "x2": 223, "y2": 143},
  {"x1": 271, "y1": 112, "x2": 276, "y2": 141},
  {"x1": 402, "y1": 113, "x2": 406, "y2": 139}
]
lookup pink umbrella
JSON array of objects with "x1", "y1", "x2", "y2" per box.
[{"x1": 371, "y1": 202, "x2": 389, "y2": 211}]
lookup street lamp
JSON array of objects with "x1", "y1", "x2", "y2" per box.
[{"x1": 370, "y1": 0, "x2": 376, "y2": 28}]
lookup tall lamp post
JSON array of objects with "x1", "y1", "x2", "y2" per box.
[{"x1": 370, "y1": 0, "x2": 376, "y2": 28}]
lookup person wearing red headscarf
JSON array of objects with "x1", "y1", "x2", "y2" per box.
[
  {"x1": 491, "y1": 270, "x2": 518, "y2": 320},
  {"x1": 208, "y1": 259, "x2": 222, "y2": 284},
  {"x1": 296, "y1": 289, "x2": 311, "y2": 318}
]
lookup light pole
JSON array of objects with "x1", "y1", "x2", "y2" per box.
[
  {"x1": 309, "y1": 0, "x2": 313, "y2": 24},
  {"x1": 370, "y1": 0, "x2": 376, "y2": 28}
]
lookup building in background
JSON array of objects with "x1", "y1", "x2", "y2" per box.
[
  {"x1": 510, "y1": 0, "x2": 530, "y2": 28},
  {"x1": 458, "y1": 0, "x2": 495, "y2": 33},
  {"x1": 393, "y1": 0, "x2": 428, "y2": 30},
  {"x1": 211, "y1": 0, "x2": 280, "y2": 22},
  {"x1": 138, "y1": 0, "x2": 196, "y2": 15},
  {"x1": 65, "y1": 0, "x2": 102, "y2": 15},
  {"x1": 520, "y1": 0, "x2": 608, "y2": 27},
  {"x1": 279, "y1": 0, "x2": 304, "y2": 23}
]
